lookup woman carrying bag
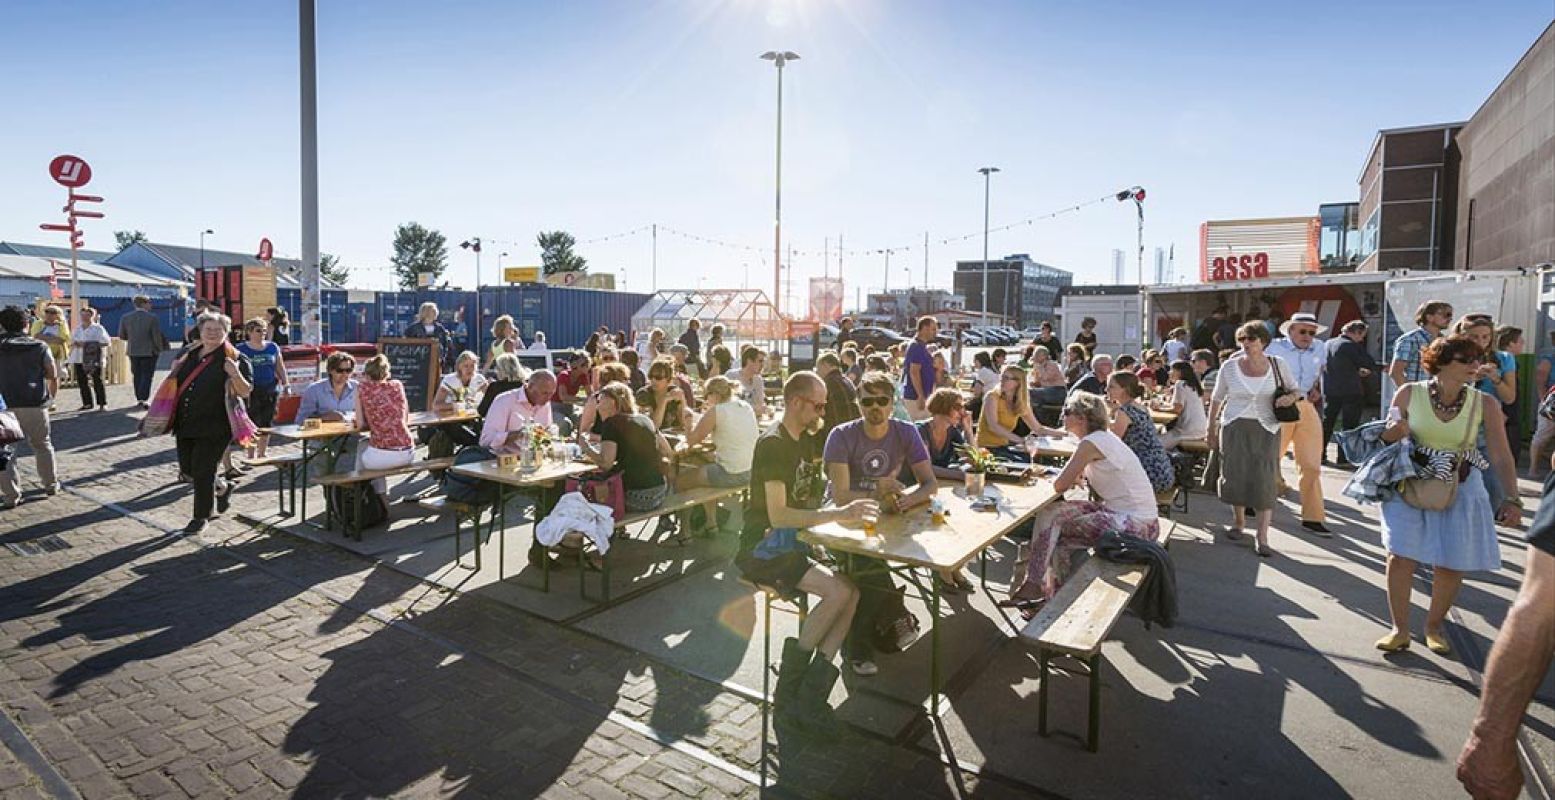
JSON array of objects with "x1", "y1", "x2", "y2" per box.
[
  {"x1": 1374, "y1": 335, "x2": 1520, "y2": 657},
  {"x1": 168, "y1": 312, "x2": 253, "y2": 534},
  {"x1": 1207, "y1": 321, "x2": 1298, "y2": 557}
]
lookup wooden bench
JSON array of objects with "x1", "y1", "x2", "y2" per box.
[
  {"x1": 566, "y1": 484, "x2": 748, "y2": 603},
  {"x1": 743, "y1": 578, "x2": 810, "y2": 790},
  {"x1": 317, "y1": 457, "x2": 457, "y2": 539},
  {"x1": 417, "y1": 497, "x2": 489, "y2": 571},
  {"x1": 1019, "y1": 522, "x2": 1175, "y2": 752},
  {"x1": 245, "y1": 453, "x2": 306, "y2": 518}
]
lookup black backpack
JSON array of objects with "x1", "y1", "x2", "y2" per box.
[
  {"x1": 329, "y1": 483, "x2": 388, "y2": 530},
  {"x1": 444, "y1": 446, "x2": 501, "y2": 506}
]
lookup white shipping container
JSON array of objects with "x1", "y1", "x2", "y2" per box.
[{"x1": 1057, "y1": 291, "x2": 1140, "y2": 359}]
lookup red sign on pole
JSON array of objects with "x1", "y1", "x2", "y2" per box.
[
  {"x1": 48, "y1": 155, "x2": 92, "y2": 188},
  {"x1": 257, "y1": 238, "x2": 274, "y2": 262}
]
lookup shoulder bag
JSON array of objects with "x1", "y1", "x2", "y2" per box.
[
  {"x1": 1270, "y1": 356, "x2": 1301, "y2": 423},
  {"x1": 140, "y1": 348, "x2": 219, "y2": 437},
  {"x1": 1399, "y1": 389, "x2": 1480, "y2": 512}
]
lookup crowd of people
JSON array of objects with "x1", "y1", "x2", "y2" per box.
[{"x1": 1, "y1": 297, "x2": 1552, "y2": 785}]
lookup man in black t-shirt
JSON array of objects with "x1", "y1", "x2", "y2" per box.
[
  {"x1": 736, "y1": 371, "x2": 877, "y2": 739},
  {"x1": 1458, "y1": 475, "x2": 1555, "y2": 798}
]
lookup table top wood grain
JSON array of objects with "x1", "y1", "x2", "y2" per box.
[
  {"x1": 801, "y1": 481, "x2": 1060, "y2": 571},
  {"x1": 447, "y1": 457, "x2": 596, "y2": 488}
]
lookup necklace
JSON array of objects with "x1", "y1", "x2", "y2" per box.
[{"x1": 1428, "y1": 379, "x2": 1466, "y2": 416}]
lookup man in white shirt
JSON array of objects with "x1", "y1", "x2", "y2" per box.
[
  {"x1": 479, "y1": 371, "x2": 556, "y2": 453},
  {"x1": 1265, "y1": 312, "x2": 1330, "y2": 535},
  {"x1": 1162, "y1": 327, "x2": 1190, "y2": 363},
  {"x1": 725, "y1": 345, "x2": 769, "y2": 417}
]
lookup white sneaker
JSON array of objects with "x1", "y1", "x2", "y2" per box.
[
  {"x1": 893, "y1": 617, "x2": 920, "y2": 651},
  {"x1": 850, "y1": 659, "x2": 878, "y2": 677}
]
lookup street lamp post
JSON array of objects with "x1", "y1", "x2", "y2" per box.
[
  {"x1": 760, "y1": 50, "x2": 799, "y2": 316},
  {"x1": 977, "y1": 167, "x2": 999, "y2": 325},
  {"x1": 199, "y1": 228, "x2": 213, "y2": 273}
]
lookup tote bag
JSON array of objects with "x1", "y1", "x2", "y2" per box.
[{"x1": 139, "y1": 350, "x2": 220, "y2": 437}]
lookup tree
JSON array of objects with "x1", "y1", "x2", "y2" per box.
[
  {"x1": 114, "y1": 230, "x2": 148, "y2": 250},
  {"x1": 319, "y1": 252, "x2": 351, "y2": 285},
  {"x1": 390, "y1": 223, "x2": 448, "y2": 289},
  {"x1": 537, "y1": 230, "x2": 587, "y2": 275}
]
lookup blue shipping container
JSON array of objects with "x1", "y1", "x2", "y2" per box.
[
  {"x1": 87, "y1": 293, "x2": 185, "y2": 345},
  {"x1": 480, "y1": 285, "x2": 652, "y2": 351},
  {"x1": 275, "y1": 287, "x2": 352, "y2": 344}
]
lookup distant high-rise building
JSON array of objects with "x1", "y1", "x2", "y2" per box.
[
  {"x1": 1153, "y1": 247, "x2": 1166, "y2": 284},
  {"x1": 1111, "y1": 249, "x2": 1125, "y2": 284}
]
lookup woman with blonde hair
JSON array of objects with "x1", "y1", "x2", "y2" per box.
[
  {"x1": 434, "y1": 350, "x2": 489, "y2": 412},
  {"x1": 485, "y1": 314, "x2": 523, "y2": 369},
  {"x1": 1006, "y1": 391, "x2": 1159, "y2": 610},
  {"x1": 976, "y1": 364, "x2": 1065, "y2": 460},
  {"x1": 353, "y1": 355, "x2": 413, "y2": 497},
  {"x1": 169, "y1": 312, "x2": 253, "y2": 533},
  {"x1": 679, "y1": 375, "x2": 760, "y2": 534},
  {"x1": 404, "y1": 302, "x2": 453, "y2": 370},
  {"x1": 637, "y1": 357, "x2": 693, "y2": 432}
]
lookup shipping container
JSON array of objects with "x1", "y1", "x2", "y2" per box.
[
  {"x1": 83, "y1": 293, "x2": 185, "y2": 345},
  {"x1": 275, "y1": 286, "x2": 351, "y2": 344},
  {"x1": 196, "y1": 266, "x2": 280, "y2": 329},
  {"x1": 480, "y1": 285, "x2": 653, "y2": 351}
]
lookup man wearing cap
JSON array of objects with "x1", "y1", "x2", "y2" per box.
[
  {"x1": 1266, "y1": 312, "x2": 1331, "y2": 536},
  {"x1": 1322, "y1": 320, "x2": 1378, "y2": 468}
]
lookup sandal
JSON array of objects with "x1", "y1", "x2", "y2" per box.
[{"x1": 995, "y1": 597, "x2": 1043, "y2": 610}]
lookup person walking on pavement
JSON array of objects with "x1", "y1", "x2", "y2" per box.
[
  {"x1": 118, "y1": 295, "x2": 169, "y2": 410},
  {"x1": 0, "y1": 306, "x2": 61, "y2": 509},
  {"x1": 902, "y1": 316, "x2": 939, "y2": 420},
  {"x1": 1388, "y1": 301, "x2": 1453, "y2": 390},
  {"x1": 169, "y1": 313, "x2": 253, "y2": 534},
  {"x1": 1458, "y1": 472, "x2": 1555, "y2": 799},
  {"x1": 67, "y1": 306, "x2": 111, "y2": 412},
  {"x1": 1266, "y1": 312, "x2": 1331, "y2": 536},
  {"x1": 1322, "y1": 320, "x2": 1378, "y2": 467}
]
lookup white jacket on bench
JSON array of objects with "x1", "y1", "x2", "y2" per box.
[{"x1": 535, "y1": 491, "x2": 616, "y2": 554}]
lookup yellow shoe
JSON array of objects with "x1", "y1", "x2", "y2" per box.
[
  {"x1": 1374, "y1": 632, "x2": 1410, "y2": 653},
  {"x1": 1424, "y1": 631, "x2": 1453, "y2": 656}
]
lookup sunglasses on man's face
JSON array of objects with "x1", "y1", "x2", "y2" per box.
[
  {"x1": 858, "y1": 396, "x2": 892, "y2": 408},
  {"x1": 333, "y1": 367, "x2": 353, "y2": 374}
]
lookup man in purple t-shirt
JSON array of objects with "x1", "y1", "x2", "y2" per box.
[
  {"x1": 902, "y1": 315, "x2": 939, "y2": 419},
  {"x1": 824, "y1": 370, "x2": 938, "y2": 676}
]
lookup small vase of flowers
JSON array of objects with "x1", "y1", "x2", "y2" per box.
[{"x1": 957, "y1": 444, "x2": 997, "y2": 497}]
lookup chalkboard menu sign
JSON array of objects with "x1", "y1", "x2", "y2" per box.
[{"x1": 379, "y1": 337, "x2": 441, "y2": 413}]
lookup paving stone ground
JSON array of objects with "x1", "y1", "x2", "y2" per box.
[{"x1": 1, "y1": 372, "x2": 1027, "y2": 798}]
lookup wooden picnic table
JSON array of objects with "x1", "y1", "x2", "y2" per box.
[
  {"x1": 1149, "y1": 408, "x2": 1178, "y2": 426},
  {"x1": 448, "y1": 457, "x2": 599, "y2": 580},
  {"x1": 1025, "y1": 434, "x2": 1080, "y2": 460},
  {"x1": 801, "y1": 480, "x2": 1060, "y2": 717}
]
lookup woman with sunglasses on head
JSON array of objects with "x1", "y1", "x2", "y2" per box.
[
  {"x1": 976, "y1": 365, "x2": 1066, "y2": 462},
  {"x1": 1454, "y1": 315, "x2": 1517, "y2": 512},
  {"x1": 1374, "y1": 335, "x2": 1520, "y2": 656},
  {"x1": 636, "y1": 356, "x2": 693, "y2": 433},
  {"x1": 1207, "y1": 321, "x2": 1298, "y2": 557},
  {"x1": 1005, "y1": 391, "x2": 1160, "y2": 612}
]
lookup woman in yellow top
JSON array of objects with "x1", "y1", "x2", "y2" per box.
[
  {"x1": 976, "y1": 364, "x2": 1065, "y2": 461},
  {"x1": 484, "y1": 314, "x2": 522, "y2": 370},
  {"x1": 1374, "y1": 335, "x2": 1520, "y2": 657},
  {"x1": 29, "y1": 305, "x2": 71, "y2": 365}
]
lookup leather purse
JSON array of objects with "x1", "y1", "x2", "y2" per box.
[
  {"x1": 1400, "y1": 389, "x2": 1479, "y2": 512},
  {"x1": 1270, "y1": 356, "x2": 1300, "y2": 423}
]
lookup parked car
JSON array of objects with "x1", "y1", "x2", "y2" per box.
[
  {"x1": 1019, "y1": 327, "x2": 1045, "y2": 341},
  {"x1": 850, "y1": 326, "x2": 909, "y2": 352},
  {"x1": 817, "y1": 323, "x2": 839, "y2": 349},
  {"x1": 960, "y1": 329, "x2": 986, "y2": 346}
]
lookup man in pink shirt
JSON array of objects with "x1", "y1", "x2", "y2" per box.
[{"x1": 479, "y1": 371, "x2": 557, "y2": 453}]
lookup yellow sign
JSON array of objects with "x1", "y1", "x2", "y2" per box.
[{"x1": 504, "y1": 266, "x2": 542, "y2": 284}]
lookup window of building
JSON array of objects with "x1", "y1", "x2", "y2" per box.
[{"x1": 1359, "y1": 208, "x2": 1380, "y2": 261}]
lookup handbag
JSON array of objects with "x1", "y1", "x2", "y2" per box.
[
  {"x1": 1270, "y1": 356, "x2": 1301, "y2": 423},
  {"x1": 566, "y1": 470, "x2": 626, "y2": 523},
  {"x1": 227, "y1": 393, "x2": 261, "y2": 447},
  {"x1": 139, "y1": 348, "x2": 220, "y2": 437},
  {"x1": 0, "y1": 410, "x2": 23, "y2": 445},
  {"x1": 1400, "y1": 389, "x2": 1480, "y2": 512}
]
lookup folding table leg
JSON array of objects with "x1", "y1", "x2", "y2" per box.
[
  {"x1": 1038, "y1": 649, "x2": 1050, "y2": 737},
  {"x1": 1087, "y1": 654, "x2": 1102, "y2": 752}
]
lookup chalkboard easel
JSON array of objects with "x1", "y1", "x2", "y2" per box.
[{"x1": 379, "y1": 337, "x2": 441, "y2": 413}]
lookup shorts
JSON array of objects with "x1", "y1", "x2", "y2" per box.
[
  {"x1": 247, "y1": 387, "x2": 278, "y2": 428},
  {"x1": 735, "y1": 549, "x2": 814, "y2": 601},
  {"x1": 706, "y1": 463, "x2": 750, "y2": 488}
]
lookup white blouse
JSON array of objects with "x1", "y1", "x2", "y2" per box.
[
  {"x1": 1081, "y1": 430, "x2": 1159, "y2": 521},
  {"x1": 1210, "y1": 355, "x2": 1294, "y2": 434},
  {"x1": 67, "y1": 323, "x2": 111, "y2": 365},
  {"x1": 1170, "y1": 381, "x2": 1209, "y2": 439}
]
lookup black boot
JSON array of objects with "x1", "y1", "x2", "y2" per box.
[
  {"x1": 772, "y1": 638, "x2": 811, "y2": 732},
  {"x1": 792, "y1": 653, "x2": 847, "y2": 741}
]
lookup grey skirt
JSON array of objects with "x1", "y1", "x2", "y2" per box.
[{"x1": 1216, "y1": 418, "x2": 1279, "y2": 510}]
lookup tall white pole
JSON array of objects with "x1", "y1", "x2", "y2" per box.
[
  {"x1": 1136, "y1": 201, "x2": 1146, "y2": 349},
  {"x1": 978, "y1": 167, "x2": 999, "y2": 325},
  {"x1": 773, "y1": 62, "x2": 784, "y2": 314},
  {"x1": 299, "y1": 0, "x2": 321, "y2": 346}
]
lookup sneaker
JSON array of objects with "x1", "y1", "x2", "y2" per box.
[
  {"x1": 79, "y1": 404, "x2": 94, "y2": 412},
  {"x1": 138, "y1": 402, "x2": 149, "y2": 410},
  {"x1": 892, "y1": 617, "x2": 920, "y2": 651},
  {"x1": 849, "y1": 659, "x2": 878, "y2": 677},
  {"x1": 44, "y1": 485, "x2": 59, "y2": 497},
  {"x1": 216, "y1": 483, "x2": 233, "y2": 514},
  {"x1": 0, "y1": 498, "x2": 20, "y2": 510},
  {"x1": 183, "y1": 519, "x2": 208, "y2": 535}
]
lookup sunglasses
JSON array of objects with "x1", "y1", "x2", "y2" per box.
[
  {"x1": 1236, "y1": 336, "x2": 1257, "y2": 342},
  {"x1": 858, "y1": 396, "x2": 892, "y2": 408},
  {"x1": 1291, "y1": 328, "x2": 1317, "y2": 336},
  {"x1": 332, "y1": 367, "x2": 353, "y2": 374}
]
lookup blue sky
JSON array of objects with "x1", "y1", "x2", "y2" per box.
[{"x1": 3, "y1": 0, "x2": 1550, "y2": 306}]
